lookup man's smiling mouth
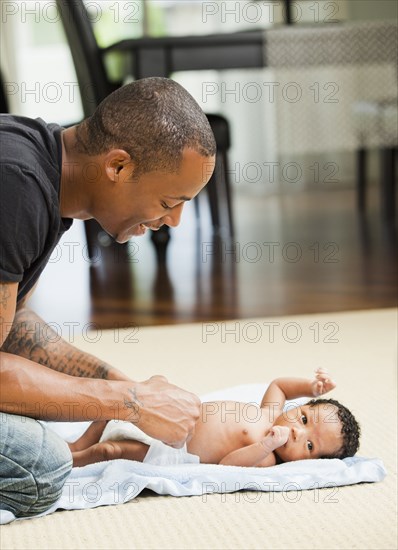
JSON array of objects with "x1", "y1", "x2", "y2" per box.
[{"x1": 141, "y1": 224, "x2": 160, "y2": 231}]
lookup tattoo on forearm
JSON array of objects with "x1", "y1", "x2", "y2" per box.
[{"x1": 1, "y1": 308, "x2": 112, "y2": 379}]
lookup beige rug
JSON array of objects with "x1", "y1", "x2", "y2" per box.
[{"x1": 1, "y1": 308, "x2": 397, "y2": 550}]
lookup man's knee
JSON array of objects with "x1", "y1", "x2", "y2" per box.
[{"x1": 0, "y1": 413, "x2": 72, "y2": 518}]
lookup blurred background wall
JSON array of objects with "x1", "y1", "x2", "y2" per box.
[{"x1": 1, "y1": 0, "x2": 396, "y2": 198}]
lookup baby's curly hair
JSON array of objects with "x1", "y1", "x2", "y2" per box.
[{"x1": 306, "y1": 398, "x2": 361, "y2": 459}]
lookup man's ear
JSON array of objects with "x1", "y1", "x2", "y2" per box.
[{"x1": 104, "y1": 149, "x2": 134, "y2": 182}]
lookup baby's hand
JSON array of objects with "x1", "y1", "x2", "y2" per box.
[
  {"x1": 311, "y1": 368, "x2": 336, "y2": 397},
  {"x1": 260, "y1": 426, "x2": 290, "y2": 455},
  {"x1": 269, "y1": 426, "x2": 290, "y2": 447}
]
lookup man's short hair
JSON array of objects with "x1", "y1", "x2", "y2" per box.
[{"x1": 75, "y1": 77, "x2": 216, "y2": 176}]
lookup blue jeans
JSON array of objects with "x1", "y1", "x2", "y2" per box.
[{"x1": 0, "y1": 413, "x2": 73, "y2": 518}]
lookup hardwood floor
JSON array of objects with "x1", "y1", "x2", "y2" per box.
[{"x1": 29, "y1": 185, "x2": 397, "y2": 331}]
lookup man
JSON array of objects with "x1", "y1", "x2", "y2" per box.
[{"x1": 0, "y1": 77, "x2": 216, "y2": 518}]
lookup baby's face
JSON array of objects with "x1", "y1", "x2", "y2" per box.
[{"x1": 273, "y1": 403, "x2": 343, "y2": 462}]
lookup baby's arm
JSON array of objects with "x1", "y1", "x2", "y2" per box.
[
  {"x1": 219, "y1": 426, "x2": 289, "y2": 467},
  {"x1": 260, "y1": 368, "x2": 336, "y2": 422}
]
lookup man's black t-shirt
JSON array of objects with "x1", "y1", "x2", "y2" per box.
[{"x1": 0, "y1": 115, "x2": 73, "y2": 302}]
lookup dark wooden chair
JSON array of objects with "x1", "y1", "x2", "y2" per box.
[
  {"x1": 353, "y1": 99, "x2": 397, "y2": 221},
  {"x1": 0, "y1": 71, "x2": 8, "y2": 114},
  {"x1": 56, "y1": 0, "x2": 234, "y2": 264}
]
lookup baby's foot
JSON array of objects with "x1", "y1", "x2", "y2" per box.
[{"x1": 260, "y1": 426, "x2": 290, "y2": 455}]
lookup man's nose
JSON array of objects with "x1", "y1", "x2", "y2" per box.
[{"x1": 163, "y1": 203, "x2": 184, "y2": 228}]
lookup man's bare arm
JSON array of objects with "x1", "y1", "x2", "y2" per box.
[
  {"x1": 0, "y1": 285, "x2": 201, "y2": 447},
  {"x1": 0, "y1": 352, "x2": 200, "y2": 448},
  {"x1": 1, "y1": 307, "x2": 129, "y2": 380},
  {"x1": 0, "y1": 282, "x2": 18, "y2": 347},
  {"x1": 0, "y1": 350, "x2": 131, "y2": 421}
]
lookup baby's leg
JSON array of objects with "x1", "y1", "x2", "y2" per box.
[
  {"x1": 68, "y1": 420, "x2": 108, "y2": 452},
  {"x1": 72, "y1": 439, "x2": 150, "y2": 468}
]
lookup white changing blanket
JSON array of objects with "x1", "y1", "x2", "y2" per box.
[{"x1": 0, "y1": 384, "x2": 386, "y2": 524}]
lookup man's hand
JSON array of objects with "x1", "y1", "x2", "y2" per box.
[
  {"x1": 311, "y1": 368, "x2": 336, "y2": 397},
  {"x1": 130, "y1": 375, "x2": 201, "y2": 449}
]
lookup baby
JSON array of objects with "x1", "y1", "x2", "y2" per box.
[{"x1": 69, "y1": 369, "x2": 361, "y2": 468}]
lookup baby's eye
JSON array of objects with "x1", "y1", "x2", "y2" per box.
[
  {"x1": 307, "y1": 441, "x2": 313, "y2": 451},
  {"x1": 301, "y1": 414, "x2": 307, "y2": 425}
]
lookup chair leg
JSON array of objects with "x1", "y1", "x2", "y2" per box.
[
  {"x1": 380, "y1": 147, "x2": 396, "y2": 222},
  {"x1": 357, "y1": 147, "x2": 367, "y2": 212},
  {"x1": 193, "y1": 195, "x2": 201, "y2": 223},
  {"x1": 150, "y1": 226, "x2": 171, "y2": 264},
  {"x1": 84, "y1": 219, "x2": 100, "y2": 260},
  {"x1": 205, "y1": 153, "x2": 234, "y2": 237},
  {"x1": 206, "y1": 157, "x2": 222, "y2": 233},
  {"x1": 221, "y1": 152, "x2": 235, "y2": 237}
]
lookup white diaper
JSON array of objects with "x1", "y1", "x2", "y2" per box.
[
  {"x1": 100, "y1": 420, "x2": 153, "y2": 446},
  {"x1": 99, "y1": 420, "x2": 200, "y2": 466}
]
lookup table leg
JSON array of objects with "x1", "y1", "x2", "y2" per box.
[
  {"x1": 357, "y1": 147, "x2": 367, "y2": 212},
  {"x1": 380, "y1": 147, "x2": 396, "y2": 222}
]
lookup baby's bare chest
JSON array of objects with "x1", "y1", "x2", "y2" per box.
[{"x1": 188, "y1": 402, "x2": 271, "y2": 462}]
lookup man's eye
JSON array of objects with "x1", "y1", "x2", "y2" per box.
[
  {"x1": 301, "y1": 414, "x2": 307, "y2": 425},
  {"x1": 162, "y1": 203, "x2": 171, "y2": 209},
  {"x1": 307, "y1": 441, "x2": 313, "y2": 451}
]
